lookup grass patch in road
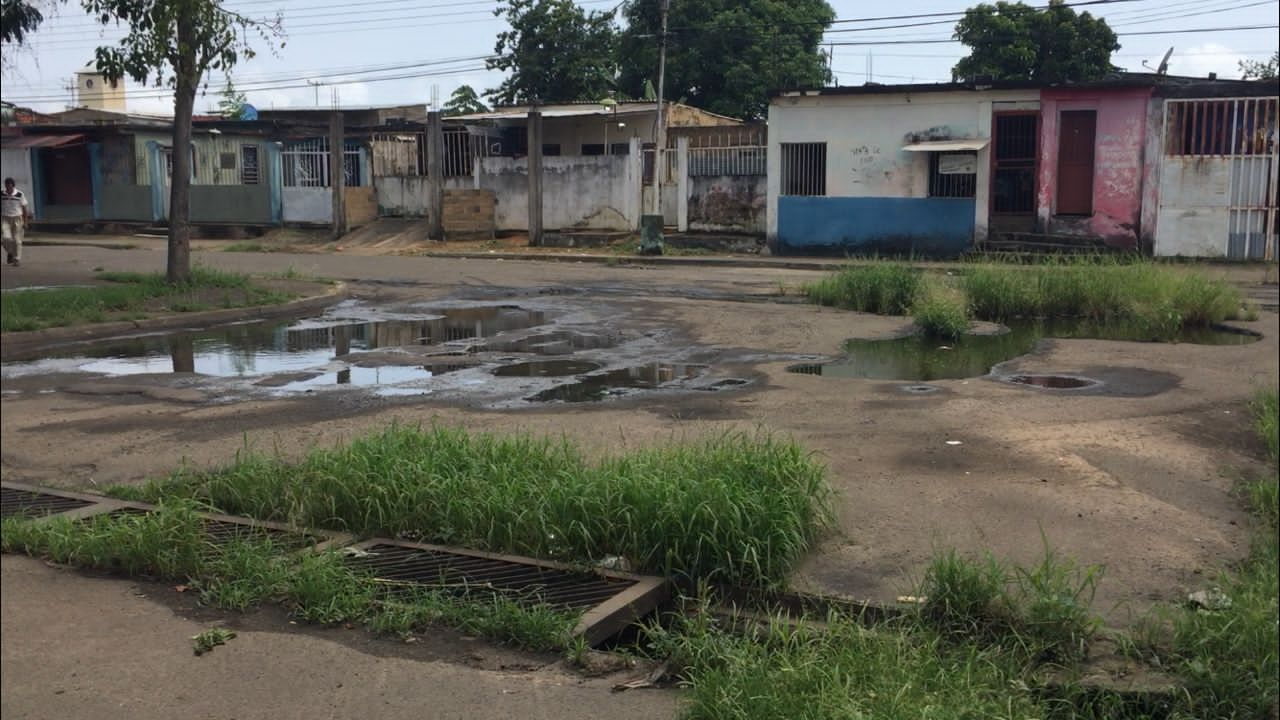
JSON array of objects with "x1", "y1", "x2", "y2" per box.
[
  {"x1": 0, "y1": 503, "x2": 580, "y2": 652},
  {"x1": 221, "y1": 242, "x2": 267, "y2": 253},
  {"x1": 1253, "y1": 388, "x2": 1279, "y2": 469},
  {"x1": 1, "y1": 266, "x2": 294, "y2": 332},
  {"x1": 803, "y1": 262, "x2": 921, "y2": 315},
  {"x1": 911, "y1": 282, "x2": 970, "y2": 340},
  {"x1": 112, "y1": 425, "x2": 833, "y2": 588}
]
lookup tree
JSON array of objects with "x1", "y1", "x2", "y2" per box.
[
  {"x1": 1239, "y1": 51, "x2": 1278, "y2": 80},
  {"x1": 1, "y1": 0, "x2": 44, "y2": 45},
  {"x1": 217, "y1": 79, "x2": 248, "y2": 118},
  {"x1": 486, "y1": 0, "x2": 617, "y2": 106},
  {"x1": 83, "y1": 0, "x2": 280, "y2": 282},
  {"x1": 443, "y1": 84, "x2": 489, "y2": 116},
  {"x1": 616, "y1": 0, "x2": 834, "y2": 121},
  {"x1": 952, "y1": 0, "x2": 1119, "y2": 83}
]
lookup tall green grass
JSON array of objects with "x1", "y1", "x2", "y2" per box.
[
  {"x1": 1, "y1": 266, "x2": 292, "y2": 332},
  {"x1": 804, "y1": 263, "x2": 922, "y2": 315},
  {"x1": 113, "y1": 425, "x2": 833, "y2": 588},
  {"x1": 911, "y1": 283, "x2": 970, "y2": 340}
]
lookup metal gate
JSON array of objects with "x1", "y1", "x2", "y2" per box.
[{"x1": 1158, "y1": 97, "x2": 1278, "y2": 259}]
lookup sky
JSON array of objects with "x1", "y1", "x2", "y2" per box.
[{"x1": 0, "y1": 0, "x2": 1276, "y2": 116}]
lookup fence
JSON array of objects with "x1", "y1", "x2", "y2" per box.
[
  {"x1": 282, "y1": 137, "x2": 363, "y2": 187},
  {"x1": 371, "y1": 129, "x2": 494, "y2": 179}
]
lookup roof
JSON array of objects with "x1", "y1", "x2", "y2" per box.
[
  {"x1": 1, "y1": 133, "x2": 86, "y2": 149},
  {"x1": 449, "y1": 101, "x2": 740, "y2": 123},
  {"x1": 772, "y1": 73, "x2": 1278, "y2": 100},
  {"x1": 902, "y1": 139, "x2": 989, "y2": 152}
]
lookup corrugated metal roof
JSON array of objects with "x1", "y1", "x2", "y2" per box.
[
  {"x1": 901, "y1": 139, "x2": 989, "y2": 152},
  {"x1": 1, "y1": 133, "x2": 86, "y2": 149}
]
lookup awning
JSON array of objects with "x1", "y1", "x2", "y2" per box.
[
  {"x1": 901, "y1": 138, "x2": 989, "y2": 152},
  {"x1": 0, "y1": 133, "x2": 86, "y2": 149}
]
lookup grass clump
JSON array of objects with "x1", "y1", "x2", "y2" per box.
[
  {"x1": 911, "y1": 283, "x2": 970, "y2": 340},
  {"x1": 118, "y1": 425, "x2": 833, "y2": 588},
  {"x1": 804, "y1": 262, "x2": 921, "y2": 315},
  {"x1": 191, "y1": 628, "x2": 236, "y2": 656},
  {"x1": 1, "y1": 266, "x2": 293, "y2": 332}
]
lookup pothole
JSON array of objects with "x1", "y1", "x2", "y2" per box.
[
  {"x1": 1004, "y1": 374, "x2": 1100, "y2": 390},
  {"x1": 899, "y1": 384, "x2": 942, "y2": 394},
  {"x1": 491, "y1": 360, "x2": 603, "y2": 377},
  {"x1": 527, "y1": 363, "x2": 707, "y2": 403}
]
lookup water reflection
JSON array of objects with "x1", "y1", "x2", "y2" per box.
[{"x1": 528, "y1": 363, "x2": 706, "y2": 403}]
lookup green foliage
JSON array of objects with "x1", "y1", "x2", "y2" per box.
[
  {"x1": 912, "y1": 285, "x2": 971, "y2": 340},
  {"x1": 0, "y1": 267, "x2": 292, "y2": 332},
  {"x1": 1239, "y1": 51, "x2": 1278, "y2": 80},
  {"x1": 952, "y1": 0, "x2": 1119, "y2": 82},
  {"x1": 1, "y1": 0, "x2": 43, "y2": 45},
  {"x1": 1254, "y1": 388, "x2": 1279, "y2": 469},
  {"x1": 486, "y1": 0, "x2": 617, "y2": 105},
  {"x1": 442, "y1": 84, "x2": 489, "y2": 116},
  {"x1": 369, "y1": 590, "x2": 575, "y2": 652},
  {"x1": 191, "y1": 628, "x2": 236, "y2": 655},
  {"x1": 617, "y1": 0, "x2": 835, "y2": 120},
  {"x1": 217, "y1": 79, "x2": 249, "y2": 119},
  {"x1": 117, "y1": 425, "x2": 833, "y2": 587},
  {"x1": 803, "y1": 262, "x2": 922, "y2": 315}
]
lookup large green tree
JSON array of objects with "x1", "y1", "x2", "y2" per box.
[
  {"x1": 486, "y1": 0, "x2": 617, "y2": 106},
  {"x1": 1, "y1": 0, "x2": 44, "y2": 44},
  {"x1": 443, "y1": 84, "x2": 489, "y2": 116},
  {"x1": 952, "y1": 0, "x2": 1118, "y2": 83},
  {"x1": 83, "y1": 0, "x2": 280, "y2": 282},
  {"x1": 616, "y1": 0, "x2": 834, "y2": 120}
]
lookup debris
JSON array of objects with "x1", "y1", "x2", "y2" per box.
[
  {"x1": 597, "y1": 555, "x2": 634, "y2": 572},
  {"x1": 896, "y1": 595, "x2": 927, "y2": 604},
  {"x1": 945, "y1": 440, "x2": 963, "y2": 446},
  {"x1": 612, "y1": 661, "x2": 670, "y2": 692},
  {"x1": 174, "y1": 584, "x2": 188, "y2": 593},
  {"x1": 192, "y1": 628, "x2": 236, "y2": 656},
  {"x1": 1187, "y1": 588, "x2": 1232, "y2": 611}
]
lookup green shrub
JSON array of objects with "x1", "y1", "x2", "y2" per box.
[{"x1": 805, "y1": 263, "x2": 922, "y2": 315}]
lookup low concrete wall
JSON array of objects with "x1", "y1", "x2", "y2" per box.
[
  {"x1": 775, "y1": 196, "x2": 974, "y2": 257},
  {"x1": 98, "y1": 184, "x2": 154, "y2": 222},
  {"x1": 479, "y1": 155, "x2": 635, "y2": 231},
  {"x1": 689, "y1": 175, "x2": 766, "y2": 234},
  {"x1": 41, "y1": 204, "x2": 94, "y2": 222},
  {"x1": 376, "y1": 176, "x2": 429, "y2": 217},
  {"x1": 443, "y1": 189, "x2": 496, "y2": 240},
  {"x1": 190, "y1": 185, "x2": 273, "y2": 224},
  {"x1": 283, "y1": 187, "x2": 331, "y2": 224}
]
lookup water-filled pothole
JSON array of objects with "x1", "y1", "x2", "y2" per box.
[
  {"x1": 1005, "y1": 374, "x2": 1100, "y2": 390},
  {"x1": 492, "y1": 360, "x2": 603, "y2": 377},
  {"x1": 789, "y1": 320, "x2": 1259, "y2": 382},
  {"x1": 528, "y1": 363, "x2": 707, "y2": 403}
]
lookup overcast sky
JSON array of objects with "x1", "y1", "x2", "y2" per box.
[{"x1": 1, "y1": 0, "x2": 1276, "y2": 116}]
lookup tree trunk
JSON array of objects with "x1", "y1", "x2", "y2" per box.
[{"x1": 167, "y1": 12, "x2": 199, "y2": 284}]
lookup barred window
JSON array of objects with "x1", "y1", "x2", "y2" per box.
[
  {"x1": 780, "y1": 142, "x2": 826, "y2": 196},
  {"x1": 929, "y1": 152, "x2": 976, "y2": 198}
]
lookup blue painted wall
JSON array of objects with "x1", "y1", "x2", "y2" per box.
[{"x1": 776, "y1": 196, "x2": 975, "y2": 257}]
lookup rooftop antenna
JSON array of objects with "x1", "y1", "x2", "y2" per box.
[
  {"x1": 1143, "y1": 47, "x2": 1174, "y2": 75},
  {"x1": 307, "y1": 79, "x2": 324, "y2": 106}
]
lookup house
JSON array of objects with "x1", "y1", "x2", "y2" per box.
[{"x1": 766, "y1": 75, "x2": 1278, "y2": 258}]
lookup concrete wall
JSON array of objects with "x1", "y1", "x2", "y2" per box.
[
  {"x1": 1037, "y1": 87, "x2": 1152, "y2": 249},
  {"x1": 377, "y1": 176, "x2": 430, "y2": 216},
  {"x1": 283, "y1": 187, "x2": 331, "y2": 224},
  {"x1": 98, "y1": 184, "x2": 153, "y2": 221},
  {"x1": 478, "y1": 154, "x2": 638, "y2": 231},
  {"x1": 1, "y1": 148, "x2": 34, "y2": 215},
  {"x1": 767, "y1": 90, "x2": 1036, "y2": 254},
  {"x1": 443, "y1": 189, "x2": 496, "y2": 239},
  {"x1": 688, "y1": 175, "x2": 766, "y2": 233},
  {"x1": 345, "y1": 186, "x2": 378, "y2": 227},
  {"x1": 189, "y1": 185, "x2": 273, "y2": 224}
]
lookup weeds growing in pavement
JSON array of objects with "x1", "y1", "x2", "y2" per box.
[
  {"x1": 116, "y1": 425, "x2": 833, "y2": 588},
  {"x1": 0, "y1": 266, "x2": 293, "y2": 332},
  {"x1": 803, "y1": 262, "x2": 922, "y2": 315},
  {"x1": 911, "y1": 283, "x2": 970, "y2": 340}
]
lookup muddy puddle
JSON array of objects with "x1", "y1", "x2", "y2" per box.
[
  {"x1": 1, "y1": 301, "x2": 744, "y2": 405},
  {"x1": 789, "y1": 320, "x2": 1260, "y2": 382}
]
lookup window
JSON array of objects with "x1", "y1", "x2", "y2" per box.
[
  {"x1": 1165, "y1": 98, "x2": 1278, "y2": 156},
  {"x1": 780, "y1": 142, "x2": 826, "y2": 196},
  {"x1": 219, "y1": 152, "x2": 237, "y2": 170},
  {"x1": 240, "y1": 145, "x2": 260, "y2": 185},
  {"x1": 580, "y1": 143, "x2": 605, "y2": 156},
  {"x1": 610, "y1": 142, "x2": 631, "y2": 156},
  {"x1": 541, "y1": 143, "x2": 561, "y2": 156},
  {"x1": 929, "y1": 152, "x2": 977, "y2": 198},
  {"x1": 1056, "y1": 110, "x2": 1096, "y2": 216}
]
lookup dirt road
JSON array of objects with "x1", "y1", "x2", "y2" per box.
[{"x1": 3, "y1": 238, "x2": 1277, "y2": 719}]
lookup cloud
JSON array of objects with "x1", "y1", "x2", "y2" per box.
[{"x1": 1167, "y1": 44, "x2": 1250, "y2": 80}]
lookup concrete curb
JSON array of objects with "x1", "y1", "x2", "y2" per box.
[
  {"x1": 1, "y1": 283, "x2": 348, "y2": 361},
  {"x1": 419, "y1": 251, "x2": 844, "y2": 271}
]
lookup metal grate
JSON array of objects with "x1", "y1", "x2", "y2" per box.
[
  {"x1": 85, "y1": 507, "x2": 321, "y2": 551},
  {"x1": 780, "y1": 142, "x2": 827, "y2": 197},
  {"x1": 345, "y1": 542, "x2": 634, "y2": 611},
  {"x1": 0, "y1": 486, "x2": 96, "y2": 519}
]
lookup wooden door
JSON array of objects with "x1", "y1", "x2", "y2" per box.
[{"x1": 1056, "y1": 110, "x2": 1096, "y2": 216}]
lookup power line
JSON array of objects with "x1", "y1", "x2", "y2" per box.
[{"x1": 825, "y1": 23, "x2": 1279, "y2": 46}]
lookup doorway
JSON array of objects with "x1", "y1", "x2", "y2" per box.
[{"x1": 990, "y1": 113, "x2": 1039, "y2": 233}]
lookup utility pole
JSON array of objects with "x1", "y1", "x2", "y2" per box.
[
  {"x1": 308, "y1": 79, "x2": 323, "y2": 106},
  {"x1": 426, "y1": 110, "x2": 444, "y2": 240},
  {"x1": 329, "y1": 91, "x2": 347, "y2": 239},
  {"x1": 650, "y1": 0, "x2": 669, "y2": 215},
  {"x1": 527, "y1": 109, "x2": 543, "y2": 246}
]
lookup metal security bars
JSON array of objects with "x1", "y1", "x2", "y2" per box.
[
  {"x1": 240, "y1": 145, "x2": 260, "y2": 185},
  {"x1": 1165, "y1": 97, "x2": 1277, "y2": 156},
  {"x1": 282, "y1": 137, "x2": 363, "y2": 187},
  {"x1": 929, "y1": 152, "x2": 977, "y2": 198},
  {"x1": 688, "y1": 146, "x2": 767, "y2": 177},
  {"x1": 780, "y1": 142, "x2": 827, "y2": 196}
]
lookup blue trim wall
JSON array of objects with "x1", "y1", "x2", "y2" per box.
[
  {"x1": 776, "y1": 196, "x2": 975, "y2": 257},
  {"x1": 88, "y1": 142, "x2": 102, "y2": 220}
]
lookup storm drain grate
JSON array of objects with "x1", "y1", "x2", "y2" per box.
[
  {"x1": 0, "y1": 486, "x2": 97, "y2": 519},
  {"x1": 342, "y1": 539, "x2": 670, "y2": 646},
  {"x1": 82, "y1": 505, "x2": 339, "y2": 552}
]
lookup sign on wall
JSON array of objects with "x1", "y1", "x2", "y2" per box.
[{"x1": 937, "y1": 153, "x2": 977, "y2": 175}]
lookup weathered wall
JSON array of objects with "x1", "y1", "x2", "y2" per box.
[
  {"x1": 1154, "y1": 155, "x2": 1233, "y2": 257},
  {"x1": 478, "y1": 155, "x2": 637, "y2": 231},
  {"x1": 98, "y1": 185, "x2": 153, "y2": 221},
  {"x1": 283, "y1": 187, "x2": 331, "y2": 224},
  {"x1": 189, "y1": 185, "x2": 273, "y2": 223},
  {"x1": 135, "y1": 132, "x2": 272, "y2": 186},
  {"x1": 1037, "y1": 87, "x2": 1152, "y2": 248},
  {"x1": 1, "y1": 149, "x2": 34, "y2": 215},
  {"x1": 376, "y1": 176, "x2": 430, "y2": 217},
  {"x1": 766, "y1": 89, "x2": 1036, "y2": 254},
  {"x1": 443, "y1": 189, "x2": 496, "y2": 239},
  {"x1": 689, "y1": 175, "x2": 766, "y2": 233}
]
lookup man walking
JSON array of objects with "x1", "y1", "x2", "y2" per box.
[{"x1": 2, "y1": 176, "x2": 31, "y2": 267}]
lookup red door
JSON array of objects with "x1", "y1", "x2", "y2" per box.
[{"x1": 1056, "y1": 110, "x2": 1096, "y2": 216}]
